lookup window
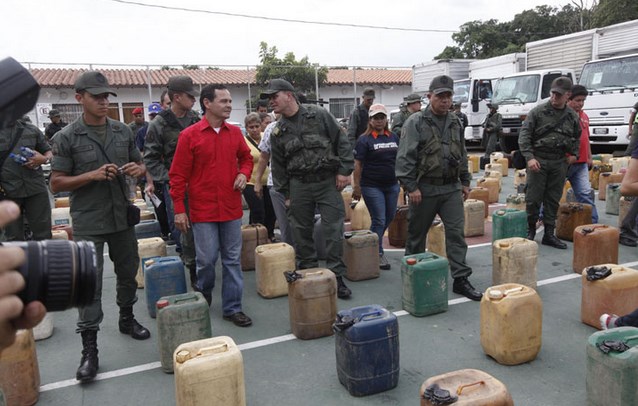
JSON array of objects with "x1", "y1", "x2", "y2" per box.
[
  {"x1": 329, "y1": 98, "x2": 356, "y2": 119},
  {"x1": 52, "y1": 103, "x2": 121, "y2": 123}
]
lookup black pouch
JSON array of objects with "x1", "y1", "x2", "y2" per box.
[{"x1": 127, "y1": 203, "x2": 141, "y2": 226}]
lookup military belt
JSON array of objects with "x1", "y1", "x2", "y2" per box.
[
  {"x1": 292, "y1": 171, "x2": 334, "y2": 183},
  {"x1": 533, "y1": 150, "x2": 564, "y2": 160},
  {"x1": 419, "y1": 177, "x2": 458, "y2": 186}
]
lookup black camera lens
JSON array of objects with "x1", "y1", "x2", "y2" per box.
[{"x1": 3, "y1": 240, "x2": 97, "y2": 311}]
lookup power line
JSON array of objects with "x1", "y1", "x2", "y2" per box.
[{"x1": 106, "y1": 0, "x2": 458, "y2": 33}]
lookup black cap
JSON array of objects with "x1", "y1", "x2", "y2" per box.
[
  {"x1": 167, "y1": 75, "x2": 199, "y2": 97},
  {"x1": 429, "y1": 75, "x2": 454, "y2": 95},
  {"x1": 75, "y1": 71, "x2": 117, "y2": 96},
  {"x1": 259, "y1": 79, "x2": 295, "y2": 99}
]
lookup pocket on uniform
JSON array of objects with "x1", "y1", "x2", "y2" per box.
[
  {"x1": 73, "y1": 149, "x2": 98, "y2": 164},
  {"x1": 115, "y1": 141, "x2": 129, "y2": 159},
  {"x1": 283, "y1": 138, "x2": 304, "y2": 158}
]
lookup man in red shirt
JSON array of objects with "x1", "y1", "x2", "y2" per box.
[
  {"x1": 169, "y1": 84, "x2": 254, "y2": 327},
  {"x1": 566, "y1": 84, "x2": 598, "y2": 223}
]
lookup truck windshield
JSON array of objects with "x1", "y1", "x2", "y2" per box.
[
  {"x1": 492, "y1": 74, "x2": 540, "y2": 105},
  {"x1": 580, "y1": 55, "x2": 638, "y2": 90},
  {"x1": 453, "y1": 79, "x2": 471, "y2": 104}
]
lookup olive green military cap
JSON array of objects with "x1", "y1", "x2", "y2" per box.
[
  {"x1": 550, "y1": 77, "x2": 573, "y2": 95},
  {"x1": 429, "y1": 75, "x2": 454, "y2": 95},
  {"x1": 259, "y1": 78, "x2": 296, "y2": 99},
  {"x1": 168, "y1": 75, "x2": 199, "y2": 97},
  {"x1": 75, "y1": 71, "x2": 117, "y2": 96},
  {"x1": 48, "y1": 109, "x2": 60, "y2": 118},
  {"x1": 404, "y1": 93, "x2": 422, "y2": 104}
]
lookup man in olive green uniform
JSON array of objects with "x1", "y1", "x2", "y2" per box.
[
  {"x1": 0, "y1": 119, "x2": 53, "y2": 241},
  {"x1": 263, "y1": 79, "x2": 354, "y2": 299},
  {"x1": 391, "y1": 93, "x2": 422, "y2": 135},
  {"x1": 518, "y1": 77, "x2": 580, "y2": 249},
  {"x1": 483, "y1": 102, "x2": 502, "y2": 159},
  {"x1": 395, "y1": 75, "x2": 482, "y2": 301},
  {"x1": 127, "y1": 107, "x2": 146, "y2": 136},
  {"x1": 143, "y1": 76, "x2": 199, "y2": 288},
  {"x1": 347, "y1": 87, "x2": 375, "y2": 147},
  {"x1": 50, "y1": 71, "x2": 150, "y2": 383}
]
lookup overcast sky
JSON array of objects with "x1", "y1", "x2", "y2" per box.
[{"x1": 2, "y1": 0, "x2": 570, "y2": 69}]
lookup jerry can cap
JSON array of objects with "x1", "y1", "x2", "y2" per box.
[
  {"x1": 406, "y1": 258, "x2": 417, "y2": 265},
  {"x1": 156, "y1": 299, "x2": 169, "y2": 309}
]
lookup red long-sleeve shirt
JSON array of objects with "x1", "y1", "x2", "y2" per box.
[
  {"x1": 575, "y1": 110, "x2": 591, "y2": 164},
  {"x1": 169, "y1": 117, "x2": 253, "y2": 223}
]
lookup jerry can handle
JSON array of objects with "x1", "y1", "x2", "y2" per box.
[
  {"x1": 456, "y1": 380, "x2": 485, "y2": 395},
  {"x1": 174, "y1": 294, "x2": 199, "y2": 304},
  {"x1": 358, "y1": 310, "x2": 383, "y2": 322},
  {"x1": 305, "y1": 270, "x2": 324, "y2": 277},
  {"x1": 198, "y1": 343, "x2": 229, "y2": 356}
]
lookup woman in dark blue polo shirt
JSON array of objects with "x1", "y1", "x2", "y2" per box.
[{"x1": 352, "y1": 104, "x2": 400, "y2": 270}]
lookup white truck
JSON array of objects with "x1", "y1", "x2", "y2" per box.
[
  {"x1": 490, "y1": 68, "x2": 576, "y2": 152},
  {"x1": 460, "y1": 53, "x2": 527, "y2": 144}
]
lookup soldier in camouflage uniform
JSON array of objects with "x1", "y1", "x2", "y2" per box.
[
  {"x1": 262, "y1": 79, "x2": 354, "y2": 299},
  {"x1": 0, "y1": 119, "x2": 53, "y2": 241},
  {"x1": 395, "y1": 75, "x2": 482, "y2": 301},
  {"x1": 482, "y1": 102, "x2": 502, "y2": 158},
  {"x1": 347, "y1": 87, "x2": 375, "y2": 147},
  {"x1": 391, "y1": 93, "x2": 422, "y2": 135},
  {"x1": 518, "y1": 77, "x2": 581, "y2": 249},
  {"x1": 143, "y1": 76, "x2": 199, "y2": 287},
  {"x1": 50, "y1": 71, "x2": 150, "y2": 383}
]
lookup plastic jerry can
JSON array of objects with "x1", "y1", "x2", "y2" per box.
[
  {"x1": 32, "y1": 313, "x2": 54, "y2": 341},
  {"x1": 51, "y1": 229, "x2": 68, "y2": 240},
  {"x1": 565, "y1": 187, "x2": 595, "y2": 204},
  {"x1": 137, "y1": 237, "x2": 167, "y2": 288},
  {"x1": 135, "y1": 219, "x2": 162, "y2": 239},
  {"x1": 605, "y1": 183, "x2": 621, "y2": 215},
  {"x1": 489, "y1": 152, "x2": 504, "y2": 163},
  {"x1": 598, "y1": 153, "x2": 613, "y2": 164},
  {"x1": 559, "y1": 180, "x2": 571, "y2": 204},
  {"x1": 255, "y1": 243, "x2": 295, "y2": 298},
  {"x1": 491, "y1": 209, "x2": 527, "y2": 241},
  {"x1": 401, "y1": 253, "x2": 449, "y2": 317},
  {"x1": 343, "y1": 230, "x2": 379, "y2": 281},
  {"x1": 388, "y1": 205, "x2": 409, "y2": 248},
  {"x1": 52, "y1": 224, "x2": 73, "y2": 240},
  {"x1": 477, "y1": 178, "x2": 499, "y2": 204},
  {"x1": 480, "y1": 284, "x2": 542, "y2": 365},
  {"x1": 145, "y1": 256, "x2": 188, "y2": 318},
  {"x1": 0, "y1": 330, "x2": 40, "y2": 406},
  {"x1": 334, "y1": 305, "x2": 399, "y2": 397},
  {"x1": 505, "y1": 193, "x2": 526, "y2": 211},
  {"x1": 514, "y1": 169, "x2": 526, "y2": 187},
  {"x1": 619, "y1": 196, "x2": 635, "y2": 227},
  {"x1": 54, "y1": 196, "x2": 69, "y2": 208},
  {"x1": 240, "y1": 224, "x2": 269, "y2": 271},
  {"x1": 484, "y1": 163, "x2": 503, "y2": 178},
  {"x1": 420, "y1": 369, "x2": 513, "y2": 406},
  {"x1": 174, "y1": 336, "x2": 245, "y2": 406},
  {"x1": 496, "y1": 157, "x2": 509, "y2": 176},
  {"x1": 484, "y1": 169, "x2": 503, "y2": 185},
  {"x1": 287, "y1": 268, "x2": 337, "y2": 340},
  {"x1": 581, "y1": 264, "x2": 638, "y2": 329},
  {"x1": 134, "y1": 199, "x2": 148, "y2": 210},
  {"x1": 492, "y1": 237, "x2": 537, "y2": 289},
  {"x1": 590, "y1": 164, "x2": 611, "y2": 189},
  {"x1": 51, "y1": 207, "x2": 71, "y2": 226},
  {"x1": 468, "y1": 159, "x2": 473, "y2": 174},
  {"x1": 469, "y1": 155, "x2": 480, "y2": 173},
  {"x1": 586, "y1": 327, "x2": 638, "y2": 406},
  {"x1": 397, "y1": 186, "x2": 406, "y2": 207},
  {"x1": 140, "y1": 210, "x2": 155, "y2": 221},
  {"x1": 556, "y1": 203, "x2": 593, "y2": 241},
  {"x1": 468, "y1": 187, "x2": 490, "y2": 218},
  {"x1": 341, "y1": 187, "x2": 353, "y2": 221},
  {"x1": 157, "y1": 292, "x2": 212, "y2": 373},
  {"x1": 598, "y1": 172, "x2": 624, "y2": 200},
  {"x1": 351, "y1": 198, "x2": 372, "y2": 231},
  {"x1": 610, "y1": 156, "x2": 630, "y2": 173},
  {"x1": 464, "y1": 199, "x2": 485, "y2": 237},
  {"x1": 426, "y1": 220, "x2": 446, "y2": 258},
  {"x1": 573, "y1": 225, "x2": 619, "y2": 273}
]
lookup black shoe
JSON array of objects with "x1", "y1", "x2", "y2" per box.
[
  {"x1": 619, "y1": 236, "x2": 638, "y2": 247},
  {"x1": 118, "y1": 307, "x2": 151, "y2": 340},
  {"x1": 542, "y1": 228, "x2": 567, "y2": 249},
  {"x1": 453, "y1": 277, "x2": 483, "y2": 301},
  {"x1": 336, "y1": 276, "x2": 352, "y2": 299},
  {"x1": 527, "y1": 221, "x2": 536, "y2": 240},
  {"x1": 76, "y1": 330, "x2": 99, "y2": 383},
  {"x1": 223, "y1": 312, "x2": 252, "y2": 327},
  {"x1": 379, "y1": 254, "x2": 391, "y2": 270}
]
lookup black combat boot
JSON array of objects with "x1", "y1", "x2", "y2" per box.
[
  {"x1": 119, "y1": 306, "x2": 151, "y2": 340},
  {"x1": 452, "y1": 277, "x2": 483, "y2": 301},
  {"x1": 336, "y1": 276, "x2": 351, "y2": 299},
  {"x1": 542, "y1": 225, "x2": 567, "y2": 249},
  {"x1": 188, "y1": 265, "x2": 198, "y2": 291},
  {"x1": 527, "y1": 220, "x2": 537, "y2": 241},
  {"x1": 76, "y1": 330, "x2": 99, "y2": 383}
]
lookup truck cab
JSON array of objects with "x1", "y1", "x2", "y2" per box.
[
  {"x1": 491, "y1": 69, "x2": 575, "y2": 152},
  {"x1": 579, "y1": 54, "x2": 638, "y2": 148},
  {"x1": 454, "y1": 78, "x2": 493, "y2": 144}
]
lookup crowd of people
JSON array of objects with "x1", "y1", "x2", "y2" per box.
[{"x1": 2, "y1": 70, "x2": 638, "y2": 387}]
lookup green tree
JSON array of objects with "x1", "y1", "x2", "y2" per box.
[
  {"x1": 249, "y1": 42, "x2": 328, "y2": 111},
  {"x1": 182, "y1": 65, "x2": 200, "y2": 70},
  {"x1": 592, "y1": 0, "x2": 638, "y2": 26},
  {"x1": 435, "y1": 46, "x2": 465, "y2": 59}
]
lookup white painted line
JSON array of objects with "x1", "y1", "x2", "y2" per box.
[
  {"x1": 238, "y1": 334, "x2": 296, "y2": 351},
  {"x1": 40, "y1": 361, "x2": 161, "y2": 392},
  {"x1": 536, "y1": 273, "x2": 581, "y2": 286}
]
